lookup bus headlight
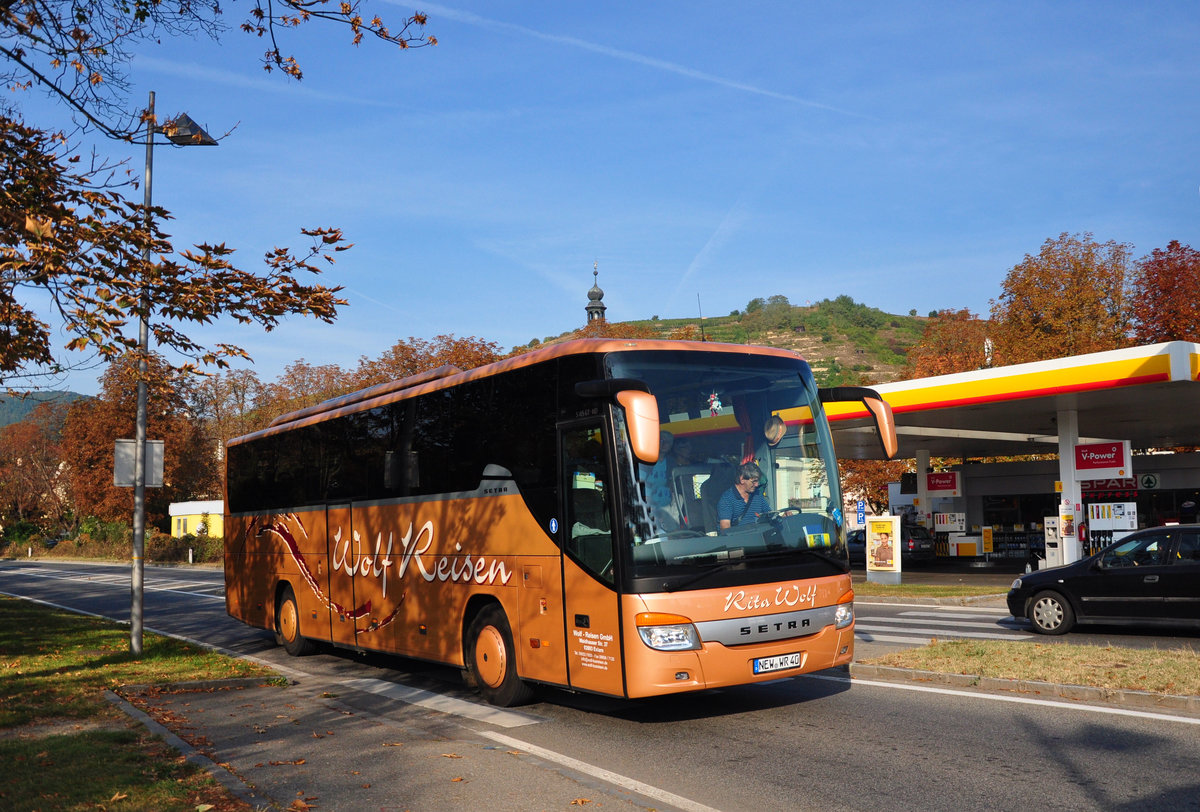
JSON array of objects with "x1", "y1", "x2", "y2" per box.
[
  {"x1": 834, "y1": 603, "x2": 854, "y2": 629},
  {"x1": 636, "y1": 612, "x2": 701, "y2": 651}
]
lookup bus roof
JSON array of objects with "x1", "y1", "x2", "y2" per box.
[{"x1": 229, "y1": 338, "x2": 804, "y2": 447}]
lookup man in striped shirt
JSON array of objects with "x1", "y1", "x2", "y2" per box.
[{"x1": 717, "y1": 463, "x2": 770, "y2": 529}]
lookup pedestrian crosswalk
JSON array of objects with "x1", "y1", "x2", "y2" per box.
[{"x1": 855, "y1": 606, "x2": 1032, "y2": 645}]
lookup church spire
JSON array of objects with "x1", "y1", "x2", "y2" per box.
[{"x1": 585, "y1": 260, "x2": 607, "y2": 323}]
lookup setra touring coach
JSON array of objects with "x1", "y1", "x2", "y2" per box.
[{"x1": 223, "y1": 338, "x2": 896, "y2": 705}]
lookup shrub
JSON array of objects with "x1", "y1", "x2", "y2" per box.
[{"x1": 1, "y1": 520, "x2": 43, "y2": 545}]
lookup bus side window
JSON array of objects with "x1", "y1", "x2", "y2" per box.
[{"x1": 565, "y1": 425, "x2": 615, "y2": 584}]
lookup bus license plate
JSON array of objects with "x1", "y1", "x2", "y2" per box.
[{"x1": 753, "y1": 652, "x2": 802, "y2": 674}]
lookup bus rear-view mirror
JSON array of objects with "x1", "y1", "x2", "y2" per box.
[
  {"x1": 616, "y1": 389, "x2": 660, "y2": 464},
  {"x1": 817, "y1": 386, "x2": 899, "y2": 460}
]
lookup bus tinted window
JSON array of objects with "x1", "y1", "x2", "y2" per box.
[{"x1": 226, "y1": 357, "x2": 584, "y2": 538}]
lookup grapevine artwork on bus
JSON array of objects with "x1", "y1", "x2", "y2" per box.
[{"x1": 250, "y1": 513, "x2": 406, "y2": 634}]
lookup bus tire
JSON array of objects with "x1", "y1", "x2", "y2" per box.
[
  {"x1": 465, "y1": 604, "x2": 534, "y2": 707},
  {"x1": 276, "y1": 584, "x2": 317, "y2": 656}
]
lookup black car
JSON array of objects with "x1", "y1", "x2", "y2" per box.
[
  {"x1": 1007, "y1": 525, "x2": 1200, "y2": 635},
  {"x1": 847, "y1": 524, "x2": 937, "y2": 566}
]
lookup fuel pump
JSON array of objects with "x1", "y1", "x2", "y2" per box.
[{"x1": 1043, "y1": 516, "x2": 1063, "y2": 568}]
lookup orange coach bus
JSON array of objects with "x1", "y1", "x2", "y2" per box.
[{"x1": 224, "y1": 339, "x2": 896, "y2": 705}]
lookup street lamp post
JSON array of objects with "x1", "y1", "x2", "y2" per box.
[{"x1": 131, "y1": 91, "x2": 216, "y2": 655}]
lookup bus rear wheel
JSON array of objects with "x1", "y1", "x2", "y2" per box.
[
  {"x1": 466, "y1": 605, "x2": 534, "y2": 707},
  {"x1": 276, "y1": 585, "x2": 317, "y2": 656}
]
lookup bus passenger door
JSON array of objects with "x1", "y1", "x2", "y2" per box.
[
  {"x1": 560, "y1": 421, "x2": 625, "y2": 697},
  {"x1": 326, "y1": 504, "x2": 359, "y2": 648}
]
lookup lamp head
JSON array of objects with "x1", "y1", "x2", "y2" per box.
[{"x1": 160, "y1": 113, "x2": 218, "y2": 146}]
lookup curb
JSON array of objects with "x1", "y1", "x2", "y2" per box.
[
  {"x1": 106, "y1": 680, "x2": 280, "y2": 810},
  {"x1": 848, "y1": 663, "x2": 1200, "y2": 713}
]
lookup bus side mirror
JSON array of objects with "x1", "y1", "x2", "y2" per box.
[
  {"x1": 818, "y1": 386, "x2": 899, "y2": 460},
  {"x1": 616, "y1": 390, "x2": 660, "y2": 464}
]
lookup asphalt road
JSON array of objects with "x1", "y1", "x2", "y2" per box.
[{"x1": 3, "y1": 559, "x2": 1199, "y2": 811}]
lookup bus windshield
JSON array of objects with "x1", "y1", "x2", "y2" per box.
[{"x1": 605, "y1": 350, "x2": 846, "y2": 589}]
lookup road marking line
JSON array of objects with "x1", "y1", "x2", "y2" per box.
[
  {"x1": 861, "y1": 616, "x2": 1013, "y2": 629},
  {"x1": 480, "y1": 730, "x2": 723, "y2": 812},
  {"x1": 806, "y1": 673, "x2": 1200, "y2": 727},
  {"x1": 855, "y1": 633, "x2": 934, "y2": 644},
  {"x1": 0, "y1": 567, "x2": 223, "y2": 600},
  {"x1": 340, "y1": 677, "x2": 541, "y2": 728},
  {"x1": 899, "y1": 609, "x2": 1011, "y2": 617},
  {"x1": 856, "y1": 624, "x2": 1031, "y2": 640}
]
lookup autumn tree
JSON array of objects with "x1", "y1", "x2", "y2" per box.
[
  {"x1": 989, "y1": 232, "x2": 1133, "y2": 364},
  {"x1": 1, "y1": 3, "x2": 434, "y2": 390},
  {"x1": 0, "y1": 401, "x2": 70, "y2": 530},
  {"x1": 183, "y1": 368, "x2": 270, "y2": 446},
  {"x1": 1130, "y1": 240, "x2": 1200, "y2": 343},
  {"x1": 1, "y1": 1, "x2": 434, "y2": 138},
  {"x1": 61, "y1": 355, "x2": 218, "y2": 527},
  {"x1": 904, "y1": 308, "x2": 994, "y2": 377},
  {"x1": 252, "y1": 358, "x2": 356, "y2": 425},
  {"x1": 354, "y1": 334, "x2": 504, "y2": 388},
  {"x1": 839, "y1": 458, "x2": 911, "y2": 514},
  {"x1": 3, "y1": 115, "x2": 359, "y2": 387}
]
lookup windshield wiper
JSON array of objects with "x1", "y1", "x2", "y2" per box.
[{"x1": 662, "y1": 563, "x2": 728, "y2": 592}]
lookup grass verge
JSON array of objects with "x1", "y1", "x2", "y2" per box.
[
  {"x1": 0, "y1": 596, "x2": 277, "y2": 811},
  {"x1": 852, "y1": 582, "x2": 1003, "y2": 598},
  {"x1": 865, "y1": 639, "x2": 1200, "y2": 696}
]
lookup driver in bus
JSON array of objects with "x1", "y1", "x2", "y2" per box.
[{"x1": 717, "y1": 463, "x2": 770, "y2": 529}]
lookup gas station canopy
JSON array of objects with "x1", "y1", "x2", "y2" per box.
[{"x1": 826, "y1": 341, "x2": 1200, "y2": 460}]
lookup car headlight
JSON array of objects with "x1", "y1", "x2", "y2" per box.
[
  {"x1": 834, "y1": 603, "x2": 854, "y2": 629},
  {"x1": 636, "y1": 612, "x2": 701, "y2": 651},
  {"x1": 1010, "y1": 578, "x2": 1022, "y2": 590}
]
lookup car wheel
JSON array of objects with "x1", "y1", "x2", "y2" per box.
[
  {"x1": 1028, "y1": 590, "x2": 1075, "y2": 635},
  {"x1": 276, "y1": 584, "x2": 318, "y2": 656},
  {"x1": 465, "y1": 604, "x2": 534, "y2": 707}
]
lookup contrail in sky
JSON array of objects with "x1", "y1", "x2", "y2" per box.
[
  {"x1": 669, "y1": 198, "x2": 752, "y2": 313},
  {"x1": 138, "y1": 56, "x2": 400, "y2": 107},
  {"x1": 414, "y1": 3, "x2": 867, "y2": 118}
]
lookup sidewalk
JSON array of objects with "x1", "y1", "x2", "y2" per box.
[{"x1": 111, "y1": 677, "x2": 658, "y2": 812}]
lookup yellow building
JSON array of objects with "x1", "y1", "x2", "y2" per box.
[{"x1": 168, "y1": 500, "x2": 224, "y2": 538}]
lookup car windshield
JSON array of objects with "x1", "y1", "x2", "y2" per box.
[{"x1": 606, "y1": 350, "x2": 846, "y2": 589}]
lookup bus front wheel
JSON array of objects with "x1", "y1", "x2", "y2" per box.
[
  {"x1": 466, "y1": 605, "x2": 534, "y2": 707},
  {"x1": 276, "y1": 585, "x2": 317, "y2": 656}
]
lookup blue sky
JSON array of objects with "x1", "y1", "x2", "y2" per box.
[{"x1": 18, "y1": 2, "x2": 1200, "y2": 395}]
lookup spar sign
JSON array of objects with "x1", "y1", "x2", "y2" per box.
[{"x1": 1073, "y1": 440, "x2": 1131, "y2": 480}]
